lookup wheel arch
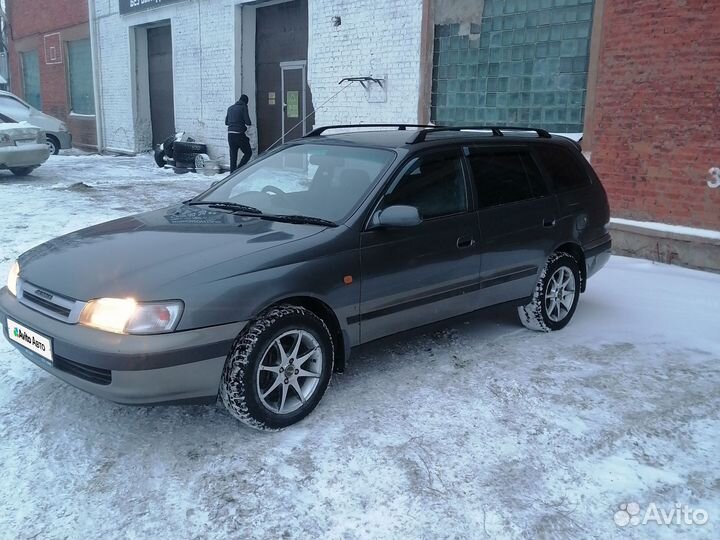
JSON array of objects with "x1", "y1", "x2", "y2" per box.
[
  {"x1": 46, "y1": 133, "x2": 61, "y2": 154},
  {"x1": 267, "y1": 295, "x2": 348, "y2": 373},
  {"x1": 554, "y1": 242, "x2": 586, "y2": 292}
]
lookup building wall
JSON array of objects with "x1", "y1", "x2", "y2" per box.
[
  {"x1": 6, "y1": 0, "x2": 96, "y2": 147},
  {"x1": 585, "y1": 0, "x2": 720, "y2": 230},
  {"x1": 308, "y1": 0, "x2": 424, "y2": 126},
  {"x1": 94, "y1": 0, "x2": 236, "y2": 156},
  {"x1": 431, "y1": 0, "x2": 594, "y2": 132},
  {"x1": 6, "y1": 0, "x2": 89, "y2": 38},
  {"x1": 94, "y1": 0, "x2": 426, "y2": 162}
]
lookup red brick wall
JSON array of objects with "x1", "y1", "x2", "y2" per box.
[
  {"x1": 5, "y1": 0, "x2": 96, "y2": 148},
  {"x1": 6, "y1": 0, "x2": 89, "y2": 40},
  {"x1": 586, "y1": 0, "x2": 720, "y2": 230}
]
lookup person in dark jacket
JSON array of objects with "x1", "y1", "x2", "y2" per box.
[{"x1": 225, "y1": 95, "x2": 253, "y2": 172}]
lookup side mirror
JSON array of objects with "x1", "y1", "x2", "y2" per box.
[{"x1": 370, "y1": 205, "x2": 422, "y2": 229}]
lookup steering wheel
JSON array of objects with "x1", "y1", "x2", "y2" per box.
[{"x1": 261, "y1": 185, "x2": 287, "y2": 198}]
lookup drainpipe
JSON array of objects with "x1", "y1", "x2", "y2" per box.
[{"x1": 88, "y1": 0, "x2": 104, "y2": 153}]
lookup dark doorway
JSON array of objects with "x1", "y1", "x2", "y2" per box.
[
  {"x1": 147, "y1": 25, "x2": 175, "y2": 146},
  {"x1": 255, "y1": 0, "x2": 314, "y2": 152}
]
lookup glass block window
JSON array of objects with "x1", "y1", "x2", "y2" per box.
[
  {"x1": 431, "y1": 0, "x2": 594, "y2": 132},
  {"x1": 21, "y1": 50, "x2": 41, "y2": 110},
  {"x1": 67, "y1": 39, "x2": 95, "y2": 115}
]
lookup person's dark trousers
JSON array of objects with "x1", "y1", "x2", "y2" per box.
[{"x1": 228, "y1": 132, "x2": 252, "y2": 172}]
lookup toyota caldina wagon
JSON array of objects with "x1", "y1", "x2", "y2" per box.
[{"x1": 1, "y1": 125, "x2": 611, "y2": 430}]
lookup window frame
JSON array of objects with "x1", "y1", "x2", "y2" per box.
[
  {"x1": 463, "y1": 144, "x2": 553, "y2": 210},
  {"x1": 20, "y1": 50, "x2": 42, "y2": 110},
  {"x1": 365, "y1": 144, "x2": 473, "y2": 229},
  {"x1": 65, "y1": 38, "x2": 96, "y2": 117}
]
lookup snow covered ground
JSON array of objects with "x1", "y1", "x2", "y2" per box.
[{"x1": 0, "y1": 154, "x2": 719, "y2": 539}]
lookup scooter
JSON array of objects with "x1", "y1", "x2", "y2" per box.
[{"x1": 154, "y1": 131, "x2": 212, "y2": 173}]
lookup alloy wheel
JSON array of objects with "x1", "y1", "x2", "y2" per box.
[
  {"x1": 544, "y1": 266, "x2": 576, "y2": 322},
  {"x1": 256, "y1": 330, "x2": 323, "y2": 414}
]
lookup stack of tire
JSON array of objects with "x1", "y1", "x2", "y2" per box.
[{"x1": 172, "y1": 140, "x2": 208, "y2": 173}]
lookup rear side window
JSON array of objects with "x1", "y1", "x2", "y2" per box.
[
  {"x1": 467, "y1": 149, "x2": 548, "y2": 208},
  {"x1": 534, "y1": 146, "x2": 591, "y2": 192}
]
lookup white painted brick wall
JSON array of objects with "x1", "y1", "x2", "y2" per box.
[
  {"x1": 92, "y1": 0, "x2": 424, "y2": 163},
  {"x1": 308, "y1": 0, "x2": 424, "y2": 127}
]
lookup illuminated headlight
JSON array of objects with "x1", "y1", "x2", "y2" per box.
[
  {"x1": 79, "y1": 298, "x2": 183, "y2": 334},
  {"x1": 6, "y1": 261, "x2": 19, "y2": 297}
]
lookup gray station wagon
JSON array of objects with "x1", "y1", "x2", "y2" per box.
[{"x1": 1, "y1": 125, "x2": 611, "y2": 430}]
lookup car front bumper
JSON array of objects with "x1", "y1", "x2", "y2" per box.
[
  {"x1": 0, "y1": 144, "x2": 51, "y2": 168},
  {"x1": 0, "y1": 287, "x2": 245, "y2": 405},
  {"x1": 53, "y1": 131, "x2": 72, "y2": 149}
]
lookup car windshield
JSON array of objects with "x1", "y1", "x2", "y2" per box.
[{"x1": 196, "y1": 143, "x2": 395, "y2": 222}]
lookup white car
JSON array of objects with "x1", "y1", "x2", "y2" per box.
[
  {"x1": 0, "y1": 118, "x2": 51, "y2": 176},
  {"x1": 0, "y1": 91, "x2": 72, "y2": 155}
]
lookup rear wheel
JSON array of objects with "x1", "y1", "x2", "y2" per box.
[
  {"x1": 518, "y1": 252, "x2": 581, "y2": 332},
  {"x1": 10, "y1": 167, "x2": 34, "y2": 176},
  {"x1": 46, "y1": 135, "x2": 60, "y2": 156},
  {"x1": 220, "y1": 305, "x2": 334, "y2": 430}
]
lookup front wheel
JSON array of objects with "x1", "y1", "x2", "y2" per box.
[
  {"x1": 220, "y1": 305, "x2": 334, "y2": 430},
  {"x1": 46, "y1": 136, "x2": 60, "y2": 155},
  {"x1": 518, "y1": 252, "x2": 581, "y2": 332}
]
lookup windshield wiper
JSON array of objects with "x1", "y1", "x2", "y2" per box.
[
  {"x1": 185, "y1": 201, "x2": 335, "y2": 227},
  {"x1": 260, "y1": 214, "x2": 338, "y2": 227},
  {"x1": 186, "y1": 201, "x2": 263, "y2": 215}
]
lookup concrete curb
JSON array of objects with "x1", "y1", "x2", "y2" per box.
[{"x1": 609, "y1": 222, "x2": 720, "y2": 274}]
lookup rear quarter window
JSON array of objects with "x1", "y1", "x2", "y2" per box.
[{"x1": 534, "y1": 145, "x2": 591, "y2": 192}]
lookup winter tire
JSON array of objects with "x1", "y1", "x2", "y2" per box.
[
  {"x1": 46, "y1": 136, "x2": 60, "y2": 156},
  {"x1": 518, "y1": 252, "x2": 581, "y2": 332},
  {"x1": 154, "y1": 148, "x2": 166, "y2": 168},
  {"x1": 173, "y1": 141, "x2": 207, "y2": 155},
  {"x1": 220, "y1": 305, "x2": 334, "y2": 430},
  {"x1": 194, "y1": 153, "x2": 210, "y2": 171},
  {"x1": 10, "y1": 167, "x2": 34, "y2": 176}
]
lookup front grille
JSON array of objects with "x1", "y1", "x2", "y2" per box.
[
  {"x1": 54, "y1": 355, "x2": 112, "y2": 386},
  {"x1": 19, "y1": 281, "x2": 82, "y2": 323},
  {"x1": 23, "y1": 291, "x2": 72, "y2": 318}
]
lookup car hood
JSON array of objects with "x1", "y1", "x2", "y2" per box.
[
  {"x1": 18, "y1": 204, "x2": 326, "y2": 300},
  {"x1": 28, "y1": 108, "x2": 62, "y2": 132}
]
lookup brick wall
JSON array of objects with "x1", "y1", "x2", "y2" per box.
[
  {"x1": 308, "y1": 0, "x2": 424, "y2": 126},
  {"x1": 6, "y1": 0, "x2": 89, "y2": 39},
  {"x1": 6, "y1": 0, "x2": 96, "y2": 147},
  {"x1": 94, "y1": 0, "x2": 237, "y2": 157},
  {"x1": 94, "y1": 0, "x2": 425, "y2": 162},
  {"x1": 585, "y1": 0, "x2": 720, "y2": 230}
]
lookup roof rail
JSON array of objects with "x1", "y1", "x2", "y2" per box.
[
  {"x1": 304, "y1": 124, "x2": 440, "y2": 138},
  {"x1": 410, "y1": 126, "x2": 552, "y2": 144}
]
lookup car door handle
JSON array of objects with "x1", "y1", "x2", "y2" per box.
[
  {"x1": 543, "y1": 218, "x2": 556, "y2": 228},
  {"x1": 457, "y1": 236, "x2": 475, "y2": 249}
]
